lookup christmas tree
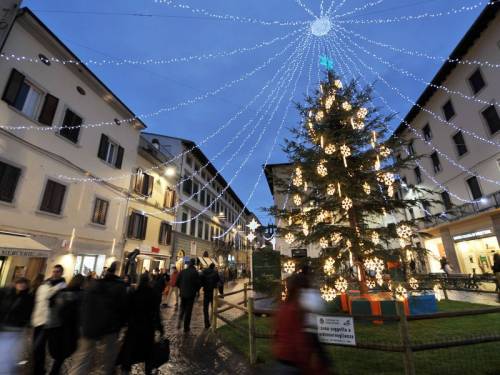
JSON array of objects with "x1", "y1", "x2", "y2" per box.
[{"x1": 269, "y1": 72, "x2": 437, "y2": 298}]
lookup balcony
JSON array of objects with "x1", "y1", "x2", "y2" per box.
[{"x1": 416, "y1": 190, "x2": 500, "y2": 230}]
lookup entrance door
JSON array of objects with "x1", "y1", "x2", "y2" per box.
[{"x1": 25, "y1": 258, "x2": 47, "y2": 282}]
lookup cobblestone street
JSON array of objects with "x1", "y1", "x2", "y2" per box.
[{"x1": 131, "y1": 280, "x2": 253, "y2": 375}]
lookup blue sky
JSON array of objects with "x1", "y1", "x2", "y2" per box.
[{"x1": 22, "y1": 0, "x2": 484, "y2": 224}]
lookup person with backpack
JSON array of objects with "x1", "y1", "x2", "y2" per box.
[
  {"x1": 69, "y1": 262, "x2": 127, "y2": 375},
  {"x1": 46, "y1": 274, "x2": 85, "y2": 375},
  {"x1": 200, "y1": 263, "x2": 220, "y2": 329},
  {"x1": 176, "y1": 259, "x2": 201, "y2": 333}
]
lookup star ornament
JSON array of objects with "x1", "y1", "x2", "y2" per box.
[
  {"x1": 246, "y1": 218, "x2": 260, "y2": 232},
  {"x1": 247, "y1": 232, "x2": 256, "y2": 242}
]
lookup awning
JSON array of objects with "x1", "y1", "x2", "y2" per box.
[
  {"x1": 198, "y1": 257, "x2": 218, "y2": 267},
  {"x1": 0, "y1": 233, "x2": 51, "y2": 258}
]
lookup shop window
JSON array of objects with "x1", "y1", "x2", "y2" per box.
[
  {"x1": 0, "y1": 161, "x2": 21, "y2": 203},
  {"x1": 74, "y1": 255, "x2": 98, "y2": 276},
  {"x1": 414, "y1": 166, "x2": 422, "y2": 184},
  {"x1": 164, "y1": 187, "x2": 176, "y2": 208},
  {"x1": 468, "y1": 69, "x2": 485, "y2": 95},
  {"x1": 91, "y1": 198, "x2": 109, "y2": 225},
  {"x1": 466, "y1": 176, "x2": 482, "y2": 200},
  {"x1": 441, "y1": 191, "x2": 452, "y2": 210},
  {"x1": 97, "y1": 134, "x2": 124, "y2": 169},
  {"x1": 59, "y1": 108, "x2": 82, "y2": 144},
  {"x1": 40, "y1": 179, "x2": 66, "y2": 215},
  {"x1": 127, "y1": 212, "x2": 148, "y2": 240},
  {"x1": 442, "y1": 100, "x2": 456, "y2": 121},
  {"x1": 159, "y1": 222, "x2": 172, "y2": 245},
  {"x1": 430, "y1": 152, "x2": 441, "y2": 173},
  {"x1": 134, "y1": 170, "x2": 154, "y2": 197},
  {"x1": 482, "y1": 105, "x2": 500, "y2": 135},
  {"x1": 422, "y1": 124, "x2": 432, "y2": 141},
  {"x1": 452, "y1": 131, "x2": 468, "y2": 156}
]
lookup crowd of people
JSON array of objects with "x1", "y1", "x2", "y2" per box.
[{"x1": 0, "y1": 258, "x2": 230, "y2": 374}]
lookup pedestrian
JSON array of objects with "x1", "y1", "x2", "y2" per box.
[
  {"x1": 31, "y1": 273, "x2": 45, "y2": 295},
  {"x1": 440, "y1": 257, "x2": 453, "y2": 276},
  {"x1": 218, "y1": 267, "x2": 225, "y2": 297},
  {"x1": 164, "y1": 266, "x2": 179, "y2": 308},
  {"x1": 118, "y1": 273, "x2": 162, "y2": 375},
  {"x1": 200, "y1": 263, "x2": 220, "y2": 329},
  {"x1": 153, "y1": 268, "x2": 169, "y2": 308},
  {"x1": 31, "y1": 264, "x2": 67, "y2": 375},
  {"x1": 492, "y1": 253, "x2": 500, "y2": 301},
  {"x1": 46, "y1": 274, "x2": 85, "y2": 375},
  {"x1": 0, "y1": 277, "x2": 34, "y2": 374},
  {"x1": 176, "y1": 258, "x2": 201, "y2": 333},
  {"x1": 69, "y1": 261, "x2": 127, "y2": 375}
]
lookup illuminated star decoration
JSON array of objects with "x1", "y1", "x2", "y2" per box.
[
  {"x1": 247, "y1": 232, "x2": 256, "y2": 242},
  {"x1": 247, "y1": 218, "x2": 261, "y2": 232},
  {"x1": 319, "y1": 55, "x2": 334, "y2": 70}
]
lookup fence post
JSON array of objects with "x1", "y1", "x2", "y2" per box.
[
  {"x1": 441, "y1": 280, "x2": 449, "y2": 300},
  {"x1": 247, "y1": 297, "x2": 257, "y2": 365},
  {"x1": 212, "y1": 291, "x2": 218, "y2": 332},
  {"x1": 243, "y1": 282, "x2": 248, "y2": 307},
  {"x1": 397, "y1": 301, "x2": 415, "y2": 375}
]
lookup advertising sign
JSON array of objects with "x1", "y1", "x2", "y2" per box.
[{"x1": 317, "y1": 316, "x2": 356, "y2": 346}]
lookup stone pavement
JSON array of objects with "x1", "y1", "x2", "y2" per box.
[
  {"x1": 445, "y1": 290, "x2": 500, "y2": 306},
  {"x1": 131, "y1": 279, "x2": 253, "y2": 375}
]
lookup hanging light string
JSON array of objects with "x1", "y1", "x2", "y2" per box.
[
  {"x1": 325, "y1": 0, "x2": 337, "y2": 16},
  {"x1": 1, "y1": 32, "x2": 303, "y2": 132},
  {"x1": 333, "y1": 0, "x2": 385, "y2": 19},
  {"x1": 294, "y1": 0, "x2": 319, "y2": 19},
  {"x1": 152, "y1": 0, "x2": 309, "y2": 26},
  {"x1": 213, "y1": 35, "x2": 312, "y2": 237},
  {"x1": 328, "y1": 36, "x2": 481, "y2": 206},
  {"x1": 165, "y1": 43, "x2": 303, "y2": 213},
  {"x1": 306, "y1": 39, "x2": 317, "y2": 96},
  {"x1": 329, "y1": 0, "x2": 348, "y2": 17},
  {"x1": 330, "y1": 31, "x2": 500, "y2": 187},
  {"x1": 0, "y1": 27, "x2": 305, "y2": 67},
  {"x1": 57, "y1": 32, "x2": 309, "y2": 183},
  {"x1": 341, "y1": 29, "x2": 500, "y2": 110},
  {"x1": 174, "y1": 33, "x2": 312, "y2": 226},
  {"x1": 333, "y1": 27, "x2": 500, "y2": 149},
  {"x1": 337, "y1": 25, "x2": 500, "y2": 69},
  {"x1": 337, "y1": 0, "x2": 493, "y2": 25}
]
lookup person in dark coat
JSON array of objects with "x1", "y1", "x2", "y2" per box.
[
  {"x1": 176, "y1": 258, "x2": 201, "y2": 332},
  {"x1": 46, "y1": 274, "x2": 85, "y2": 375},
  {"x1": 200, "y1": 263, "x2": 220, "y2": 328},
  {"x1": 0, "y1": 277, "x2": 34, "y2": 328},
  {"x1": 119, "y1": 273, "x2": 161, "y2": 375},
  {"x1": 69, "y1": 261, "x2": 127, "y2": 375}
]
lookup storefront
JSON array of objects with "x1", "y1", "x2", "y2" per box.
[
  {"x1": 0, "y1": 232, "x2": 50, "y2": 286},
  {"x1": 136, "y1": 244, "x2": 171, "y2": 274}
]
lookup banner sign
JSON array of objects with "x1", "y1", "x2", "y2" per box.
[{"x1": 317, "y1": 316, "x2": 356, "y2": 346}]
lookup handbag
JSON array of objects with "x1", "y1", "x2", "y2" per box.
[{"x1": 150, "y1": 338, "x2": 170, "y2": 369}]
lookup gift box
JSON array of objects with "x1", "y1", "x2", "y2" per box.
[
  {"x1": 408, "y1": 293, "x2": 437, "y2": 315},
  {"x1": 349, "y1": 292, "x2": 410, "y2": 323}
]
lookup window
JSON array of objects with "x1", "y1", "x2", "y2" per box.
[
  {"x1": 0, "y1": 161, "x2": 21, "y2": 203},
  {"x1": 466, "y1": 176, "x2": 482, "y2": 200},
  {"x1": 452, "y1": 131, "x2": 468, "y2": 156},
  {"x1": 414, "y1": 167, "x2": 422, "y2": 184},
  {"x1": 91, "y1": 198, "x2": 109, "y2": 225},
  {"x1": 192, "y1": 181, "x2": 199, "y2": 198},
  {"x1": 431, "y1": 152, "x2": 441, "y2": 173},
  {"x1": 97, "y1": 134, "x2": 124, "y2": 169},
  {"x1": 441, "y1": 191, "x2": 452, "y2": 210},
  {"x1": 197, "y1": 219, "x2": 203, "y2": 238},
  {"x1": 189, "y1": 217, "x2": 196, "y2": 236},
  {"x1": 442, "y1": 100, "x2": 455, "y2": 121},
  {"x1": 422, "y1": 124, "x2": 432, "y2": 141},
  {"x1": 204, "y1": 223, "x2": 209, "y2": 241},
  {"x1": 210, "y1": 226, "x2": 215, "y2": 241},
  {"x1": 200, "y1": 189, "x2": 206, "y2": 205},
  {"x1": 159, "y1": 222, "x2": 172, "y2": 245},
  {"x1": 2, "y1": 69, "x2": 59, "y2": 126},
  {"x1": 406, "y1": 140, "x2": 415, "y2": 155},
  {"x1": 186, "y1": 155, "x2": 193, "y2": 167},
  {"x1": 181, "y1": 212, "x2": 188, "y2": 234},
  {"x1": 134, "y1": 171, "x2": 154, "y2": 197},
  {"x1": 182, "y1": 176, "x2": 192, "y2": 195},
  {"x1": 74, "y1": 255, "x2": 98, "y2": 276},
  {"x1": 40, "y1": 179, "x2": 66, "y2": 215},
  {"x1": 59, "y1": 108, "x2": 82, "y2": 143},
  {"x1": 164, "y1": 187, "x2": 176, "y2": 208},
  {"x1": 127, "y1": 212, "x2": 148, "y2": 240},
  {"x1": 468, "y1": 69, "x2": 485, "y2": 94},
  {"x1": 481, "y1": 105, "x2": 500, "y2": 135}
]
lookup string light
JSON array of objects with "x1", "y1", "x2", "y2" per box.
[
  {"x1": 350, "y1": 117, "x2": 364, "y2": 130},
  {"x1": 335, "y1": 277, "x2": 348, "y2": 293},
  {"x1": 324, "y1": 144, "x2": 336, "y2": 155},
  {"x1": 320, "y1": 285, "x2": 337, "y2": 301},
  {"x1": 325, "y1": 95, "x2": 335, "y2": 110},
  {"x1": 340, "y1": 144, "x2": 351, "y2": 167},
  {"x1": 315, "y1": 110, "x2": 325, "y2": 123},
  {"x1": 363, "y1": 182, "x2": 371, "y2": 195},
  {"x1": 364, "y1": 257, "x2": 384, "y2": 273},
  {"x1": 342, "y1": 196, "x2": 353, "y2": 211},
  {"x1": 333, "y1": 0, "x2": 385, "y2": 19},
  {"x1": 283, "y1": 260, "x2": 296, "y2": 274},
  {"x1": 324, "y1": 257, "x2": 336, "y2": 276},
  {"x1": 293, "y1": 194, "x2": 302, "y2": 206},
  {"x1": 317, "y1": 160, "x2": 328, "y2": 177},
  {"x1": 320, "y1": 237, "x2": 329, "y2": 249},
  {"x1": 341, "y1": 101, "x2": 352, "y2": 111},
  {"x1": 397, "y1": 225, "x2": 412, "y2": 239},
  {"x1": 285, "y1": 232, "x2": 296, "y2": 244},
  {"x1": 379, "y1": 145, "x2": 391, "y2": 158},
  {"x1": 327, "y1": 183, "x2": 336, "y2": 196}
]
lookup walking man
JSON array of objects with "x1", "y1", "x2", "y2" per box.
[
  {"x1": 176, "y1": 259, "x2": 200, "y2": 333},
  {"x1": 201, "y1": 263, "x2": 220, "y2": 329},
  {"x1": 165, "y1": 266, "x2": 180, "y2": 308},
  {"x1": 31, "y1": 264, "x2": 66, "y2": 375}
]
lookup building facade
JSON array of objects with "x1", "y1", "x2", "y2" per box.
[
  {"x1": 0, "y1": 8, "x2": 145, "y2": 283},
  {"x1": 395, "y1": 3, "x2": 500, "y2": 274}
]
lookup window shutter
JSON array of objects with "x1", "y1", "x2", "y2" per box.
[
  {"x1": 60, "y1": 110, "x2": 82, "y2": 143},
  {"x1": 141, "y1": 216, "x2": 148, "y2": 240},
  {"x1": 127, "y1": 213, "x2": 136, "y2": 238},
  {"x1": 147, "y1": 175, "x2": 154, "y2": 196},
  {"x1": 134, "y1": 169, "x2": 144, "y2": 194},
  {"x1": 38, "y1": 94, "x2": 59, "y2": 126},
  {"x1": 2, "y1": 69, "x2": 25, "y2": 106},
  {"x1": 97, "y1": 134, "x2": 109, "y2": 160},
  {"x1": 115, "y1": 146, "x2": 124, "y2": 169},
  {"x1": 0, "y1": 162, "x2": 21, "y2": 202},
  {"x1": 166, "y1": 224, "x2": 172, "y2": 245}
]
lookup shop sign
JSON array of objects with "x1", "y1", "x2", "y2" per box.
[
  {"x1": 292, "y1": 248, "x2": 307, "y2": 258},
  {"x1": 0, "y1": 248, "x2": 49, "y2": 258},
  {"x1": 151, "y1": 247, "x2": 160, "y2": 254},
  {"x1": 453, "y1": 229, "x2": 492, "y2": 242},
  {"x1": 317, "y1": 316, "x2": 356, "y2": 346}
]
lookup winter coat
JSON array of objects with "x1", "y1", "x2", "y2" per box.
[
  {"x1": 117, "y1": 285, "x2": 159, "y2": 367},
  {"x1": 176, "y1": 266, "x2": 201, "y2": 299},
  {"x1": 80, "y1": 273, "x2": 127, "y2": 339},
  {"x1": 31, "y1": 278, "x2": 66, "y2": 328},
  {"x1": 0, "y1": 288, "x2": 34, "y2": 328},
  {"x1": 47, "y1": 287, "x2": 83, "y2": 360},
  {"x1": 201, "y1": 268, "x2": 220, "y2": 293},
  {"x1": 169, "y1": 271, "x2": 179, "y2": 287}
]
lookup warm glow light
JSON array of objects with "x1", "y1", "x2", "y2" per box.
[{"x1": 164, "y1": 166, "x2": 176, "y2": 177}]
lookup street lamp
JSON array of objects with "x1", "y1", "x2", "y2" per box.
[{"x1": 164, "y1": 166, "x2": 176, "y2": 177}]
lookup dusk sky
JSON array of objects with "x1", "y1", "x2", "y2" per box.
[{"x1": 22, "y1": 0, "x2": 485, "y2": 224}]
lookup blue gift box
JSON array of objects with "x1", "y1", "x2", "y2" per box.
[{"x1": 408, "y1": 294, "x2": 437, "y2": 315}]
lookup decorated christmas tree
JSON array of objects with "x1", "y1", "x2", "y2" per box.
[{"x1": 269, "y1": 72, "x2": 437, "y2": 299}]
